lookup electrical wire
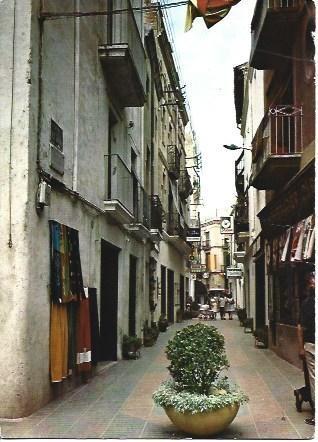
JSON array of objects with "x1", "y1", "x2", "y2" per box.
[{"x1": 40, "y1": 1, "x2": 189, "y2": 20}]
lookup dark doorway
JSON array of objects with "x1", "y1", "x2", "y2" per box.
[
  {"x1": 167, "y1": 269, "x2": 174, "y2": 323},
  {"x1": 255, "y1": 254, "x2": 266, "y2": 330},
  {"x1": 179, "y1": 274, "x2": 185, "y2": 311},
  {"x1": 129, "y1": 255, "x2": 137, "y2": 336},
  {"x1": 100, "y1": 240, "x2": 120, "y2": 361},
  {"x1": 161, "y1": 265, "x2": 167, "y2": 315}
]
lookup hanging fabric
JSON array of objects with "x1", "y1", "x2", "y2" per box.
[
  {"x1": 281, "y1": 228, "x2": 291, "y2": 262},
  {"x1": 185, "y1": 0, "x2": 242, "y2": 31},
  {"x1": 293, "y1": 220, "x2": 306, "y2": 261},
  {"x1": 50, "y1": 302, "x2": 69, "y2": 383},
  {"x1": 76, "y1": 294, "x2": 92, "y2": 374},
  {"x1": 88, "y1": 287, "x2": 101, "y2": 366},
  {"x1": 290, "y1": 222, "x2": 303, "y2": 261},
  {"x1": 68, "y1": 226, "x2": 85, "y2": 300},
  {"x1": 67, "y1": 302, "x2": 78, "y2": 375},
  {"x1": 49, "y1": 221, "x2": 63, "y2": 304}
]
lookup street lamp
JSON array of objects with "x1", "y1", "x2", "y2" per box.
[{"x1": 223, "y1": 144, "x2": 252, "y2": 151}]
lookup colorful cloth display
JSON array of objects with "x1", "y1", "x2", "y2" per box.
[{"x1": 185, "y1": 0, "x2": 242, "y2": 31}]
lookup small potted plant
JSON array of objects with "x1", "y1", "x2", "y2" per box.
[
  {"x1": 153, "y1": 323, "x2": 248, "y2": 436},
  {"x1": 122, "y1": 335, "x2": 142, "y2": 359},
  {"x1": 158, "y1": 315, "x2": 169, "y2": 332}
]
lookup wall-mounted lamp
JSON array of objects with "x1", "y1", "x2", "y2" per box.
[{"x1": 223, "y1": 144, "x2": 252, "y2": 151}]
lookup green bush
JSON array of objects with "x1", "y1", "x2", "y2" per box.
[{"x1": 166, "y1": 323, "x2": 229, "y2": 395}]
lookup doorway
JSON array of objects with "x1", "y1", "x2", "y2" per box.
[
  {"x1": 100, "y1": 240, "x2": 120, "y2": 361},
  {"x1": 167, "y1": 269, "x2": 174, "y2": 323},
  {"x1": 129, "y1": 255, "x2": 137, "y2": 336},
  {"x1": 161, "y1": 265, "x2": 167, "y2": 315},
  {"x1": 255, "y1": 254, "x2": 266, "y2": 331}
]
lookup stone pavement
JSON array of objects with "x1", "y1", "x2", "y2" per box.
[{"x1": 0, "y1": 318, "x2": 315, "y2": 439}]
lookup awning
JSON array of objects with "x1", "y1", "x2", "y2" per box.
[{"x1": 185, "y1": 0, "x2": 242, "y2": 31}]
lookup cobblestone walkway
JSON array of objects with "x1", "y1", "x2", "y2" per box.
[{"x1": 1, "y1": 318, "x2": 314, "y2": 439}]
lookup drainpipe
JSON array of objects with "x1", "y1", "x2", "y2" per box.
[
  {"x1": 72, "y1": 0, "x2": 80, "y2": 192},
  {"x1": 8, "y1": 0, "x2": 17, "y2": 248}
]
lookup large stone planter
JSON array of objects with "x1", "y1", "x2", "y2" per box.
[{"x1": 164, "y1": 403, "x2": 239, "y2": 436}]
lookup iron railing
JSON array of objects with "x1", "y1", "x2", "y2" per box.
[
  {"x1": 150, "y1": 195, "x2": 164, "y2": 232},
  {"x1": 105, "y1": 154, "x2": 133, "y2": 214},
  {"x1": 179, "y1": 169, "x2": 193, "y2": 200},
  {"x1": 252, "y1": 105, "x2": 303, "y2": 177},
  {"x1": 167, "y1": 145, "x2": 181, "y2": 180}
]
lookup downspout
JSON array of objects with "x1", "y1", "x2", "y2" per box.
[
  {"x1": 72, "y1": 0, "x2": 80, "y2": 192},
  {"x1": 8, "y1": 0, "x2": 17, "y2": 248}
]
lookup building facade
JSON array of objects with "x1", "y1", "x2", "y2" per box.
[
  {"x1": 0, "y1": 0, "x2": 195, "y2": 418},
  {"x1": 233, "y1": 0, "x2": 315, "y2": 365}
]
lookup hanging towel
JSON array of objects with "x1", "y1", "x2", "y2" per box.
[
  {"x1": 50, "y1": 302, "x2": 69, "y2": 382},
  {"x1": 306, "y1": 226, "x2": 315, "y2": 261},
  {"x1": 290, "y1": 222, "x2": 302, "y2": 261}
]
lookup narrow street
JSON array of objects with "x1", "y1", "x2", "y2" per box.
[{"x1": 1, "y1": 318, "x2": 313, "y2": 440}]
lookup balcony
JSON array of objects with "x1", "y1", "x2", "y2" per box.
[
  {"x1": 150, "y1": 195, "x2": 164, "y2": 241},
  {"x1": 201, "y1": 240, "x2": 211, "y2": 251},
  {"x1": 125, "y1": 185, "x2": 151, "y2": 240},
  {"x1": 167, "y1": 145, "x2": 181, "y2": 180},
  {"x1": 234, "y1": 195, "x2": 249, "y2": 234},
  {"x1": 164, "y1": 211, "x2": 191, "y2": 255},
  {"x1": 235, "y1": 152, "x2": 245, "y2": 195},
  {"x1": 251, "y1": 105, "x2": 303, "y2": 190},
  {"x1": 250, "y1": 0, "x2": 305, "y2": 69},
  {"x1": 179, "y1": 169, "x2": 193, "y2": 200},
  {"x1": 104, "y1": 154, "x2": 134, "y2": 224},
  {"x1": 99, "y1": 1, "x2": 146, "y2": 107}
]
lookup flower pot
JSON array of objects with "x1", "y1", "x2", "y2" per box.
[{"x1": 164, "y1": 403, "x2": 239, "y2": 436}]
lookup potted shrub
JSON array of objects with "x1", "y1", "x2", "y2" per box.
[
  {"x1": 153, "y1": 323, "x2": 248, "y2": 436},
  {"x1": 122, "y1": 335, "x2": 142, "y2": 359},
  {"x1": 158, "y1": 315, "x2": 169, "y2": 332},
  {"x1": 143, "y1": 322, "x2": 159, "y2": 347}
]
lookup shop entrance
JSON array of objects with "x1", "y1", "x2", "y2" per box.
[
  {"x1": 100, "y1": 240, "x2": 120, "y2": 361},
  {"x1": 129, "y1": 255, "x2": 137, "y2": 336},
  {"x1": 255, "y1": 254, "x2": 266, "y2": 331},
  {"x1": 161, "y1": 265, "x2": 167, "y2": 315},
  {"x1": 179, "y1": 274, "x2": 185, "y2": 311},
  {"x1": 167, "y1": 269, "x2": 174, "y2": 323}
]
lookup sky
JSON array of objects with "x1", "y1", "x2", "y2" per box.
[{"x1": 162, "y1": 0, "x2": 256, "y2": 220}]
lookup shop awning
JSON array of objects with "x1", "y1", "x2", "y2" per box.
[{"x1": 185, "y1": 0, "x2": 242, "y2": 31}]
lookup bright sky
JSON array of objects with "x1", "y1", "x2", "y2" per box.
[{"x1": 163, "y1": 0, "x2": 256, "y2": 220}]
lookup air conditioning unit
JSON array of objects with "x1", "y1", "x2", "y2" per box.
[{"x1": 37, "y1": 181, "x2": 51, "y2": 207}]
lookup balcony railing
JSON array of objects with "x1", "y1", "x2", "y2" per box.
[
  {"x1": 99, "y1": 0, "x2": 146, "y2": 107},
  {"x1": 167, "y1": 145, "x2": 181, "y2": 180},
  {"x1": 132, "y1": 184, "x2": 151, "y2": 229},
  {"x1": 250, "y1": 0, "x2": 305, "y2": 69},
  {"x1": 179, "y1": 169, "x2": 193, "y2": 200},
  {"x1": 251, "y1": 105, "x2": 303, "y2": 189},
  {"x1": 150, "y1": 195, "x2": 164, "y2": 232},
  {"x1": 105, "y1": 154, "x2": 133, "y2": 214},
  {"x1": 201, "y1": 240, "x2": 211, "y2": 250},
  {"x1": 234, "y1": 195, "x2": 249, "y2": 234},
  {"x1": 235, "y1": 151, "x2": 245, "y2": 195}
]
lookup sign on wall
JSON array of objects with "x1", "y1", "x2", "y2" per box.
[
  {"x1": 220, "y1": 216, "x2": 234, "y2": 234},
  {"x1": 186, "y1": 227, "x2": 201, "y2": 242},
  {"x1": 226, "y1": 267, "x2": 242, "y2": 278}
]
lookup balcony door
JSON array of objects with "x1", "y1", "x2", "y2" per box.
[
  {"x1": 100, "y1": 239, "x2": 120, "y2": 361},
  {"x1": 167, "y1": 269, "x2": 174, "y2": 323},
  {"x1": 161, "y1": 265, "x2": 167, "y2": 315},
  {"x1": 255, "y1": 254, "x2": 266, "y2": 332}
]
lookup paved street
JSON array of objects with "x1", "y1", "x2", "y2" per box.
[{"x1": 1, "y1": 318, "x2": 314, "y2": 439}]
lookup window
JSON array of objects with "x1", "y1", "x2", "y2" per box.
[{"x1": 50, "y1": 120, "x2": 63, "y2": 151}]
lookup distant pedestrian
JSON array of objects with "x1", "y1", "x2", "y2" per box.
[
  {"x1": 209, "y1": 296, "x2": 219, "y2": 320},
  {"x1": 219, "y1": 295, "x2": 226, "y2": 320},
  {"x1": 296, "y1": 271, "x2": 315, "y2": 426},
  {"x1": 226, "y1": 294, "x2": 235, "y2": 320}
]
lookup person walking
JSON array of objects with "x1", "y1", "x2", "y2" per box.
[
  {"x1": 219, "y1": 295, "x2": 226, "y2": 320},
  {"x1": 296, "y1": 271, "x2": 315, "y2": 425},
  {"x1": 209, "y1": 296, "x2": 219, "y2": 320},
  {"x1": 226, "y1": 294, "x2": 235, "y2": 320}
]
